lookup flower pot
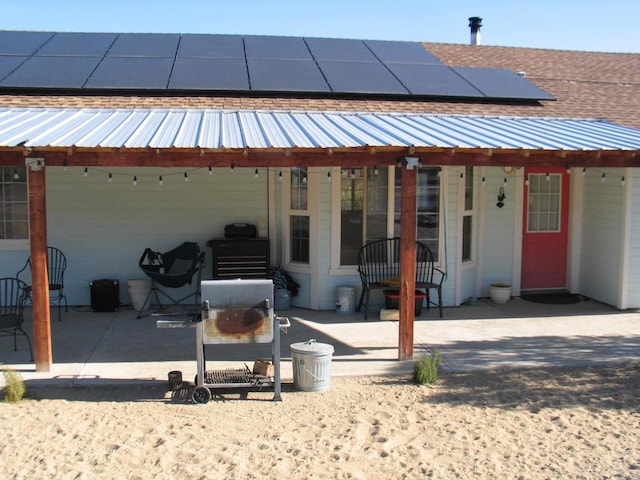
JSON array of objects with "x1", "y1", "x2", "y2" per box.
[{"x1": 490, "y1": 283, "x2": 512, "y2": 304}]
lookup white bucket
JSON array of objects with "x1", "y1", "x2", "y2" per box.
[
  {"x1": 335, "y1": 285, "x2": 356, "y2": 315},
  {"x1": 290, "y1": 339, "x2": 334, "y2": 392},
  {"x1": 127, "y1": 279, "x2": 152, "y2": 311}
]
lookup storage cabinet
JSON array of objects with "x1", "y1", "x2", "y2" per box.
[{"x1": 207, "y1": 238, "x2": 270, "y2": 279}]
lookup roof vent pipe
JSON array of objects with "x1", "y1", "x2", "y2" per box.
[{"x1": 469, "y1": 16, "x2": 482, "y2": 45}]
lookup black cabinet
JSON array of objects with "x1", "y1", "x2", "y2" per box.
[{"x1": 207, "y1": 238, "x2": 270, "y2": 279}]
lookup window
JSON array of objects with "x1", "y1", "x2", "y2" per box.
[
  {"x1": 337, "y1": 165, "x2": 441, "y2": 266},
  {"x1": 289, "y1": 167, "x2": 309, "y2": 263},
  {"x1": 394, "y1": 166, "x2": 440, "y2": 258},
  {"x1": 527, "y1": 173, "x2": 561, "y2": 232},
  {"x1": 462, "y1": 166, "x2": 474, "y2": 262},
  {"x1": 0, "y1": 166, "x2": 28, "y2": 240},
  {"x1": 339, "y1": 167, "x2": 388, "y2": 265}
]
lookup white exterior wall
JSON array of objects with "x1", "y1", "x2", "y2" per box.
[
  {"x1": 623, "y1": 168, "x2": 640, "y2": 307},
  {"x1": 478, "y1": 168, "x2": 518, "y2": 296},
  {"x1": 578, "y1": 168, "x2": 625, "y2": 306},
  {"x1": 0, "y1": 166, "x2": 269, "y2": 305}
]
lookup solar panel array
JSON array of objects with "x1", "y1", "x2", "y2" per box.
[{"x1": 0, "y1": 31, "x2": 555, "y2": 101}]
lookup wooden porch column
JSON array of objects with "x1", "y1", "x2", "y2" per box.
[
  {"x1": 399, "y1": 158, "x2": 418, "y2": 360},
  {"x1": 27, "y1": 158, "x2": 52, "y2": 372}
]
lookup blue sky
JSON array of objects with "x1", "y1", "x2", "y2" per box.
[{"x1": 0, "y1": 0, "x2": 638, "y2": 53}]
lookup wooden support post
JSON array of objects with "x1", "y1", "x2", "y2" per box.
[
  {"x1": 27, "y1": 160, "x2": 52, "y2": 372},
  {"x1": 399, "y1": 160, "x2": 417, "y2": 361}
]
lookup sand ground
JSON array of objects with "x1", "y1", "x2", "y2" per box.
[{"x1": 1, "y1": 363, "x2": 639, "y2": 480}]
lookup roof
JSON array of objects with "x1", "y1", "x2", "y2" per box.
[{"x1": 1, "y1": 107, "x2": 639, "y2": 152}]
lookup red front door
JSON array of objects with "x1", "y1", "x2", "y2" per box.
[{"x1": 521, "y1": 167, "x2": 570, "y2": 290}]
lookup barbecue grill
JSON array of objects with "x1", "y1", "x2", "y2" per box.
[{"x1": 158, "y1": 279, "x2": 289, "y2": 404}]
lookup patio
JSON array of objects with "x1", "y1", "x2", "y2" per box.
[{"x1": 1, "y1": 296, "x2": 639, "y2": 389}]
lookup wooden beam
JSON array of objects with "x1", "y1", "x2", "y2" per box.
[
  {"x1": 399, "y1": 160, "x2": 417, "y2": 361},
  {"x1": 27, "y1": 161, "x2": 52, "y2": 372}
]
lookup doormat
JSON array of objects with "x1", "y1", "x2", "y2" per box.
[{"x1": 521, "y1": 292, "x2": 583, "y2": 305}]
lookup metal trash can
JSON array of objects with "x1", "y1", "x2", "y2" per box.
[
  {"x1": 290, "y1": 339, "x2": 334, "y2": 392},
  {"x1": 335, "y1": 285, "x2": 356, "y2": 314}
]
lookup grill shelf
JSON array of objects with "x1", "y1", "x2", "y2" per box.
[{"x1": 203, "y1": 366, "x2": 273, "y2": 388}]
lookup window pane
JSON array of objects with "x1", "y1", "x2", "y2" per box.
[
  {"x1": 290, "y1": 215, "x2": 309, "y2": 263},
  {"x1": 340, "y1": 168, "x2": 364, "y2": 265},
  {"x1": 464, "y1": 166, "x2": 473, "y2": 211},
  {"x1": 0, "y1": 166, "x2": 28, "y2": 240},
  {"x1": 462, "y1": 215, "x2": 472, "y2": 262},
  {"x1": 290, "y1": 167, "x2": 307, "y2": 210},
  {"x1": 365, "y1": 167, "x2": 388, "y2": 241}
]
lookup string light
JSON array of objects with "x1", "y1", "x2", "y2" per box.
[
  {"x1": 566, "y1": 166, "x2": 571, "y2": 174},
  {"x1": 107, "y1": 173, "x2": 112, "y2": 183},
  {"x1": 601, "y1": 172, "x2": 606, "y2": 183},
  {"x1": 302, "y1": 173, "x2": 307, "y2": 184},
  {"x1": 525, "y1": 175, "x2": 530, "y2": 186},
  {"x1": 374, "y1": 166, "x2": 379, "y2": 176},
  {"x1": 84, "y1": 167, "x2": 88, "y2": 177},
  {"x1": 459, "y1": 172, "x2": 464, "y2": 182},
  {"x1": 621, "y1": 176, "x2": 626, "y2": 186},
  {"x1": 327, "y1": 171, "x2": 332, "y2": 182},
  {"x1": 545, "y1": 172, "x2": 550, "y2": 181},
  {"x1": 254, "y1": 168, "x2": 259, "y2": 178},
  {"x1": 582, "y1": 167, "x2": 587, "y2": 176},
  {"x1": 63, "y1": 160, "x2": 68, "y2": 171},
  {"x1": 13, "y1": 169, "x2": 19, "y2": 180},
  {"x1": 278, "y1": 171, "x2": 283, "y2": 182},
  {"x1": 159, "y1": 175, "x2": 163, "y2": 186},
  {"x1": 184, "y1": 172, "x2": 189, "y2": 182},
  {"x1": 503, "y1": 177, "x2": 508, "y2": 186},
  {"x1": 350, "y1": 169, "x2": 355, "y2": 180},
  {"x1": 481, "y1": 176, "x2": 486, "y2": 185},
  {"x1": 133, "y1": 175, "x2": 137, "y2": 186},
  {"x1": 230, "y1": 165, "x2": 235, "y2": 173},
  {"x1": 208, "y1": 166, "x2": 213, "y2": 175}
]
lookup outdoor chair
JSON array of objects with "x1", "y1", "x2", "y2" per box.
[
  {"x1": 0, "y1": 277, "x2": 33, "y2": 361},
  {"x1": 16, "y1": 246, "x2": 68, "y2": 322},
  {"x1": 357, "y1": 237, "x2": 445, "y2": 319},
  {"x1": 137, "y1": 241, "x2": 205, "y2": 318}
]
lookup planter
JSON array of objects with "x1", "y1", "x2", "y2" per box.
[{"x1": 489, "y1": 283, "x2": 512, "y2": 304}]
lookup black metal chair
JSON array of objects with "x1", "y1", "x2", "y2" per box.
[
  {"x1": 137, "y1": 241, "x2": 205, "y2": 318},
  {"x1": 0, "y1": 277, "x2": 33, "y2": 361},
  {"x1": 16, "y1": 246, "x2": 68, "y2": 322},
  {"x1": 357, "y1": 237, "x2": 445, "y2": 319}
]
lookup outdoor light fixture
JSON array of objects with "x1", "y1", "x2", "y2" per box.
[{"x1": 496, "y1": 187, "x2": 506, "y2": 208}]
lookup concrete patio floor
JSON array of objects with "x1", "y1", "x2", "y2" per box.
[{"x1": 1, "y1": 296, "x2": 639, "y2": 389}]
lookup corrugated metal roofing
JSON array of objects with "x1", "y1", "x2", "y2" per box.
[{"x1": 0, "y1": 107, "x2": 639, "y2": 152}]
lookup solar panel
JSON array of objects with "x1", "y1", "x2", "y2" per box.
[
  {"x1": 0, "y1": 56, "x2": 27, "y2": 81},
  {"x1": 245, "y1": 36, "x2": 312, "y2": 60},
  {"x1": 365, "y1": 40, "x2": 443, "y2": 65},
  {"x1": 0, "y1": 31, "x2": 53, "y2": 55},
  {"x1": 177, "y1": 34, "x2": 244, "y2": 58},
  {"x1": 86, "y1": 57, "x2": 173, "y2": 89},
  {"x1": 305, "y1": 38, "x2": 377, "y2": 62},
  {"x1": 1, "y1": 56, "x2": 102, "y2": 88},
  {"x1": 386, "y1": 64, "x2": 483, "y2": 97},
  {"x1": 36, "y1": 32, "x2": 117, "y2": 56},
  {"x1": 170, "y1": 57, "x2": 250, "y2": 90},
  {"x1": 107, "y1": 33, "x2": 180, "y2": 57},
  {"x1": 452, "y1": 67, "x2": 555, "y2": 100},
  {"x1": 247, "y1": 58, "x2": 330, "y2": 92},
  {"x1": 318, "y1": 61, "x2": 408, "y2": 94}
]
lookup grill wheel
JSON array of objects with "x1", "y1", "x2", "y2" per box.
[{"x1": 192, "y1": 386, "x2": 212, "y2": 404}]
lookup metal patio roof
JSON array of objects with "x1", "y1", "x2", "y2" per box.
[{"x1": 0, "y1": 107, "x2": 639, "y2": 152}]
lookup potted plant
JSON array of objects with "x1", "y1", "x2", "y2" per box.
[{"x1": 489, "y1": 282, "x2": 512, "y2": 304}]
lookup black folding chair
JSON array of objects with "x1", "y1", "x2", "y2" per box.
[{"x1": 137, "y1": 242, "x2": 205, "y2": 318}]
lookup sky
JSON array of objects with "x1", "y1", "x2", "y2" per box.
[{"x1": 0, "y1": 0, "x2": 638, "y2": 53}]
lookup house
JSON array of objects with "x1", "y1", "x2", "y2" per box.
[{"x1": 0, "y1": 29, "x2": 639, "y2": 370}]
